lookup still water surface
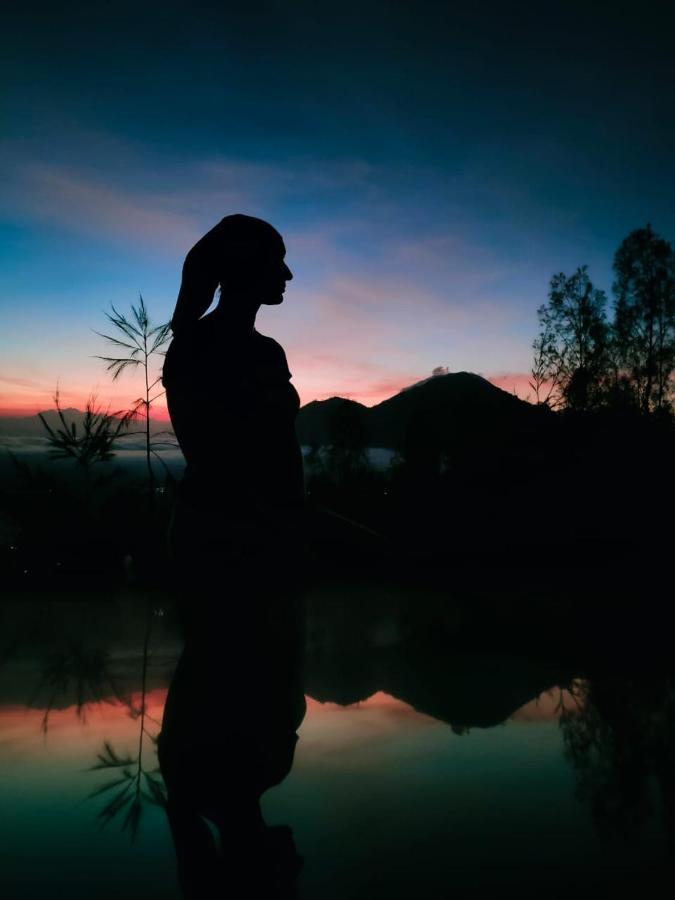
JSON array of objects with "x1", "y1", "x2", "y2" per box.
[{"x1": 1, "y1": 594, "x2": 672, "y2": 898}]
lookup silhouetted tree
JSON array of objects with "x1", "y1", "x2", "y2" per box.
[
  {"x1": 95, "y1": 295, "x2": 172, "y2": 495},
  {"x1": 38, "y1": 389, "x2": 132, "y2": 516},
  {"x1": 325, "y1": 400, "x2": 369, "y2": 481},
  {"x1": 530, "y1": 314, "x2": 563, "y2": 406},
  {"x1": 533, "y1": 266, "x2": 609, "y2": 410},
  {"x1": 612, "y1": 224, "x2": 675, "y2": 414}
]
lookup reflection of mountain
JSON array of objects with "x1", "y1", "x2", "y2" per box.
[
  {"x1": 296, "y1": 371, "x2": 546, "y2": 448},
  {"x1": 380, "y1": 653, "x2": 567, "y2": 729},
  {"x1": 307, "y1": 648, "x2": 569, "y2": 729},
  {"x1": 1, "y1": 594, "x2": 573, "y2": 732},
  {"x1": 304, "y1": 591, "x2": 574, "y2": 729}
]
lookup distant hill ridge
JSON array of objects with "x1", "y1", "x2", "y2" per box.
[
  {"x1": 0, "y1": 371, "x2": 542, "y2": 448},
  {"x1": 0, "y1": 408, "x2": 157, "y2": 438}
]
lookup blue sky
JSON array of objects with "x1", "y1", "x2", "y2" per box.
[{"x1": 2, "y1": 1, "x2": 674, "y2": 413}]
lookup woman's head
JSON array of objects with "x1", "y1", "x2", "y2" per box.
[{"x1": 171, "y1": 214, "x2": 293, "y2": 333}]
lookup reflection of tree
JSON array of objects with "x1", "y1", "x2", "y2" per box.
[
  {"x1": 87, "y1": 737, "x2": 166, "y2": 841},
  {"x1": 560, "y1": 675, "x2": 675, "y2": 849},
  {"x1": 86, "y1": 603, "x2": 166, "y2": 842},
  {"x1": 30, "y1": 640, "x2": 126, "y2": 735}
]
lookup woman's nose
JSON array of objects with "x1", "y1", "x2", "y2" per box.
[{"x1": 283, "y1": 262, "x2": 293, "y2": 281}]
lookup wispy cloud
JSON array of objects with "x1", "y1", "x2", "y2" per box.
[
  {"x1": 0, "y1": 132, "x2": 378, "y2": 257},
  {"x1": 388, "y1": 231, "x2": 526, "y2": 295},
  {"x1": 201, "y1": 157, "x2": 374, "y2": 196},
  {"x1": 0, "y1": 373, "x2": 50, "y2": 390},
  {"x1": 289, "y1": 351, "x2": 422, "y2": 406},
  {"x1": 5, "y1": 163, "x2": 201, "y2": 253}
]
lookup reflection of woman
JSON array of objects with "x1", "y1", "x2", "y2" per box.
[{"x1": 158, "y1": 215, "x2": 306, "y2": 894}]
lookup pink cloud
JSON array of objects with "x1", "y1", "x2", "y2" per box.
[
  {"x1": 290, "y1": 352, "x2": 422, "y2": 406},
  {"x1": 391, "y1": 231, "x2": 524, "y2": 295}
]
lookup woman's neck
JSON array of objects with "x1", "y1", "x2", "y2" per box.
[{"x1": 211, "y1": 300, "x2": 260, "y2": 334}]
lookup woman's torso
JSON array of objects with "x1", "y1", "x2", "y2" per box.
[{"x1": 163, "y1": 318, "x2": 305, "y2": 518}]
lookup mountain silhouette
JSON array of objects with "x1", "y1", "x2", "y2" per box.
[
  {"x1": 367, "y1": 371, "x2": 538, "y2": 447},
  {"x1": 295, "y1": 397, "x2": 369, "y2": 446},
  {"x1": 296, "y1": 371, "x2": 547, "y2": 449},
  {"x1": 0, "y1": 409, "x2": 89, "y2": 437},
  {"x1": 0, "y1": 409, "x2": 156, "y2": 439}
]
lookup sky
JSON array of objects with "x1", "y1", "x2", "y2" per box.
[{"x1": 1, "y1": 0, "x2": 674, "y2": 416}]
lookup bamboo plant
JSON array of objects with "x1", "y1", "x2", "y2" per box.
[{"x1": 94, "y1": 295, "x2": 173, "y2": 498}]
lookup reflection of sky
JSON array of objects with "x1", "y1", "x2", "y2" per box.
[
  {"x1": 2, "y1": 3, "x2": 674, "y2": 416},
  {"x1": 0, "y1": 687, "x2": 571, "y2": 765},
  {"x1": 0, "y1": 685, "x2": 646, "y2": 897}
]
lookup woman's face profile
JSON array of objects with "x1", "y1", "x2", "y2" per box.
[
  {"x1": 220, "y1": 237, "x2": 293, "y2": 306},
  {"x1": 262, "y1": 242, "x2": 294, "y2": 306}
]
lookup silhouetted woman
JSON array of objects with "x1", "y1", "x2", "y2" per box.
[{"x1": 158, "y1": 214, "x2": 306, "y2": 896}]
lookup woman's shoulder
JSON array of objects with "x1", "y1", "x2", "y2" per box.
[
  {"x1": 253, "y1": 330, "x2": 292, "y2": 375},
  {"x1": 253, "y1": 328, "x2": 282, "y2": 350},
  {"x1": 162, "y1": 323, "x2": 221, "y2": 389},
  {"x1": 163, "y1": 326, "x2": 291, "y2": 387}
]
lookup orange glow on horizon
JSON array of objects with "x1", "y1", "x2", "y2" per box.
[
  {"x1": 0, "y1": 689, "x2": 418, "y2": 729},
  {"x1": 0, "y1": 400, "x2": 172, "y2": 421},
  {"x1": 0, "y1": 370, "x2": 537, "y2": 420},
  {"x1": 487, "y1": 373, "x2": 535, "y2": 402},
  {"x1": 0, "y1": 685, "x2": 574, "y2": 744}
]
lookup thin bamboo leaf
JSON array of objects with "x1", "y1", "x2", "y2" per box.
[
  {"x1": 86, "y1": 775, "x2": 134, "y2": 800},
  {"x1": 122, "y1": 796, "x2": 143, "y2": 842},
  {"x1": 98, "y1": 788, "x2": 134, "y2": 827},
  {"x1": 92, "y1": 331, "x2": 139, "y2": 351}
]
